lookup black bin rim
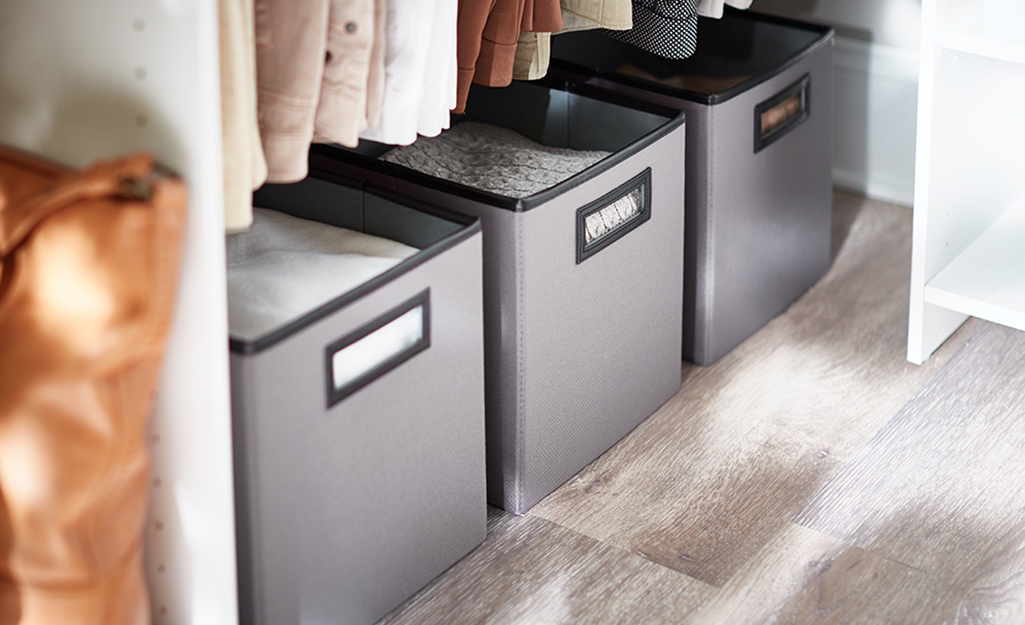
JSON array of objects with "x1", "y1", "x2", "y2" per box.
[
  {"x1": 313, "y1": 72, "x2": 686, "y2": 213},
  {"x1": 551, "y1": 8, "x2": 835, "y2": 106},
  {"x1": 228, "y1": 179, "x2": 481, "y2": 355}
]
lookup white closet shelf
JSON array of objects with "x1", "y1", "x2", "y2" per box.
[
  {"x1": 942, "y1": 7, "x2": 1025, "y2": 65},
  {"x1": 925, "y1": 203, "x2": 1025, "y2": 331}
]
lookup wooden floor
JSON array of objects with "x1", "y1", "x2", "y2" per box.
[{"x1": 379, "y1": 191, "x2": 1025, "y2": 625}]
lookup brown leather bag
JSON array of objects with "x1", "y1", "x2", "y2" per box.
[{"x1": 0, "y1": 149, "x2": 187, "y2": 624}]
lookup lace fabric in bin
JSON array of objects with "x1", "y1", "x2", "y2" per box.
[
  {"x1": 228, "y1": 174, "x2": 485, "y2": 625},
  {"x1": 317, "y1": 73, "x2": 686, "y2": 514},
  {"x1": 552, "y1": 9, "x2": 835, "y2": 365}
]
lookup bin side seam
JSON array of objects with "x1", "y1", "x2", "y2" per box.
[
  {"x1": 515, "y1": 213, "x2": 527, "y2": 513},
  {"x1": 703, "y1": 109, "x2": 715, "y2": 362},
  {"x1": 233, "y1": 355, "x2": 265, "y2": 624}
]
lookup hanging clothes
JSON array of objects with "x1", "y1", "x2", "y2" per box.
[
  {"x1": 512, "y1": 32, "x2": 550, "y2": 80},
  {"x1": 602, "y1": 0, "x2": 700, "y2": 60},
  {"x1": 220, "y1": 0, "x2": 268, "y2": 232},
  {"x1": 454, "y1": 0, "x2": 563, "y2": 114},
  {"x1": 417, "y1": 0, "x2": 459, "y2": 137},
  {"x1": 359, "y1": 0, "x2": 437, "y2": 145},
  {"x1": 359, "y1": 0, "x2": 461, "y2": 144},
  {"x1": 513, "y1": 0, "x2": 633, "y2": 81},
  {"x1": 365, "y1": 0, "x2": 388, "y2": 130},
  {"x1": 256, "y1": 0, "x2": 385, "y2": 183},
  {"x1": 696, "y1": 0, "x2": 753, "y2": 19}
]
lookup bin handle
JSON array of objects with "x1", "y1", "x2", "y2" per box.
[
  {"x1": 324, "y1": 289, "x2": 430, "y2": 407},
  {"x1": 576, "y1": 169, "x2": 652, "y2": 264},
  {"x1": 754, "y1": 74, "x2": 810, "y2": 154}
]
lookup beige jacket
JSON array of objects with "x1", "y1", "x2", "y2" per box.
[{"x1": 256, "y1": 0, "x2": 386, "y2": 183}]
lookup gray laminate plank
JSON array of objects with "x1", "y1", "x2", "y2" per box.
[
  {"x1": 684, "y1": 523, "x2": 948, "y2": 625},
  {"x1": 796, "y1": 322, "x2": 1025, "y2": 597},
  {"x1": 378, "y1": 507, "x2": 714, "y2": 625},
  {"x1": 830, "y1": 189, "x2": 865, "y2": 263},
  {"x1": 530, "y1": 194, "x2": 982, "y2": 587},
  {"x1": 935, "y1": 541, "x2": 1025, "y2": 624}
]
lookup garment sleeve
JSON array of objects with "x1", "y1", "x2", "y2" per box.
[
  {"x1": 696, "y1": 0, "x2": 752, "y2": 19},
  {"x1": 313, "y1": 0, "x2": 378, "y2": 147},
  {"x1": 255, "y1": 0, "x2": 330, "y2": 183},
  {"x1": 365, "y1": 0, "x2": 387, "y2": 129},
  {"x1": 417, "y1": 0, "x2": 460, "y2": 137},
  {"x1": 360, "y1": 0, "x2": 438, "y2": 145},
  {"x1": 454, "y1": 0, "x2": 504, "y2": 115},
  {"x1": 512, "y1": 32, "x2": 550, "y2": 81},
  {"x1": 468, "y1": 0, "x2": 528, "y2": 94},
  {"x1": 511, "y1": 0, "x2": 632, "y2": 82},
  {"x1": 221, "y1": 0, "x2": 268, "y2": 232}
]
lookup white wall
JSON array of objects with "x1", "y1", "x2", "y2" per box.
[
  {"x1": 753, "y1": 0, "x2": 921, "y2": 49},
  {"x1": 753, "y1": 0, "x2": 921, "y2": 206}
]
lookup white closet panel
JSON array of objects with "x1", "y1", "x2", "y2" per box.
[
  {"x1": 0, "y1": 2, "x2": 238, "y2": 624},
  {"x1": 909, "y1": 0, "x2": 1025, "y2": 363}
]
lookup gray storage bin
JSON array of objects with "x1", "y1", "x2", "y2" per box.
[
  {"x1": 552, "y1": 10, "x2": 834, "y2": 365},
  {"x1": 229, "y1": 172, "x2": 486, "y2": 625},
  {"x1": 315, "y1": 75, "x2": 686, "y2": 514}
]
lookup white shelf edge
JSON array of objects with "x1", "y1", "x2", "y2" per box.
[
  {"x1": 924, "y1": 284, "x2": 1025, "y2": 332},
  {"x1": 907, "y1": 0, "x2": 941, "y2": 365},
  {"x1": 924, "y1": 202, "x2": 1025, "y2": 332},
  {"x1": 941, "y1": 7, "x2": 1025, "y2": 65}
]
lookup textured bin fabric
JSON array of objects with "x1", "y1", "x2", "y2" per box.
[
  {"x1": 511, "y1": 136, "x2": 683, "y2": 512},
  {"x1": 364, "y1": 123, "x2": 686, "y2": 513}
]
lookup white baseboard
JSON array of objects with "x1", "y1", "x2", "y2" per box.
[
  {"x1": 830, "y1": 36, "x2": 920, "y2": 207},
  {"x1": 834, "y1": 36, "x2": 920, "y2": 82},
  {"x1": 833, "y1": 167, "x2": 915, "y2": 207}
]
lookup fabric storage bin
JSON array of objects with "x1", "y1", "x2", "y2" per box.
[
  {"x1": 551, "y1": 10, "x2": 834, "y2": 365},
  {"x1": 314, "y1": 74, "x2": 687, "y2": 514},
  {"x1": 228, "y1": 169, "x2": 486, "y2": 625}
]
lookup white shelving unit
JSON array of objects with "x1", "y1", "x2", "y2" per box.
[
  {"x1": 0, "y1": 2, "x2": 239, "y2": 624},
  {"x1": 908, "y1": 0, "x2": 1025, "y2": 364},
  {"x1": 942, "y1": 6, "x2": 1025, "y2": 64}
]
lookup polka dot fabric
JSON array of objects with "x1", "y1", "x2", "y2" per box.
[{"x1": 601, "y1": 0, "x2": 699, "y2": 60}]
